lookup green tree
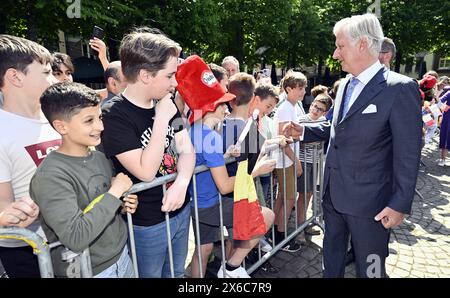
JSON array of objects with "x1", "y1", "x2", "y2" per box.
[
  {"x1": 380, "y1": 0, "x2": 450, "y2": 72},
  {"x1": 1, "y1": 0, "x2": 447, "y2": 77},
  {"x1": 312, "y1": 0, "x2": 449, "y2": 74}
]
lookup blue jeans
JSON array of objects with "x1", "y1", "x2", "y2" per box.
[
  {"x1": 94, "y1": 246, "x2": 134, "y2": 278},
  {"x1": 133, "y1": 203, "x2": 190, "y2": 278}
]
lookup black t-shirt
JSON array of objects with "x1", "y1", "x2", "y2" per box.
[
  {"x1": 221, "y1": 119, "x2": 264, "y2": 197},
  {"x1": 101, "y1": 94, "x2": 189, "y2": 226}
]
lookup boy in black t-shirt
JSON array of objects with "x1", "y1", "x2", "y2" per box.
[{"x1": 101, "y1": 28, "x2": 195, "y2": 278}]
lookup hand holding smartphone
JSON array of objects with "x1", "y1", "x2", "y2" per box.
[{"x1": 90, "y1": 26, "x2": 104, "y2": 56}]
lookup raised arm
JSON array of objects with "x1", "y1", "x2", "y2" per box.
[
  {"x1": 161, "y1": 129, "x2": 195, "y2": 212},
  {"x1": 210, "y1": 165, "x2": 236, "y2": 195},
  {"x1": 115, "y1": 94, "x2": 178, "y2": 182},
  {"x1": 89, "y1": 38, "x2": 109, "y2": 71}
]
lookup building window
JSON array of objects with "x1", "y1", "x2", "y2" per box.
[
  {"x1": 405, "y1": 58, "x2": 413, "y2": 73},
  {"x1": 415, "y1": 57, "x2": 424, "y2": 73},
  {"x1": 439, "y1": 58, "x2": 450, "y2": 69}
]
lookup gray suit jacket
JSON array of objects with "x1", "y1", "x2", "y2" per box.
[{"x1": 305, "y1": 68, "x2": 422, "y2": 218}]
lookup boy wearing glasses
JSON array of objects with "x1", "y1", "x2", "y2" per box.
[{"x1": 297, "y1": 94, "x2": 332, "y2": 237}]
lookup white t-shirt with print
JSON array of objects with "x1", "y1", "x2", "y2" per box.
[{"x1": 0, "y1": 109, "x2": 61, "y2": 247}]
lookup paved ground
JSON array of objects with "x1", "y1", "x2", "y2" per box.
[{"x1": 251, "y1": 138, "x2": 450, "y2": 278}]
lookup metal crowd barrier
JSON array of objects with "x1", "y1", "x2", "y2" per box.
[
  {"x1": 245, "y1": 141, "x2": 325, "y2": 275},
  {"x1": 125, "y1": 139, "x2": 325, "y2": 278},
  {"x1": 0, "y1": 227, "x2": 92, "y2": 278},
  {"x1": 0, "y1": 141, "x2": 326, "y2": 279}
]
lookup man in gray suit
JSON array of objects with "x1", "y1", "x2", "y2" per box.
[{"x1": 287, "y1": 14, "x2": 422, "y2": 277}]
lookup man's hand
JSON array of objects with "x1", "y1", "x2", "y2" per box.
[
  {"x1": 161, "y1": 181, "x2": 187, "y2": 212},
  {"x1": 121, "y1": 194, "x2": 138, "y2": 214},
  {"x1": 375, "y1": 207, "x2": 405, "y2": 229},
  {"x1": 0, "y1": 197, "x2": 39, "y2": 228},
  {"x1": 282, "y1": 122, "x2": 303, "y2": 139}
]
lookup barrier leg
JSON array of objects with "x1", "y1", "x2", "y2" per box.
[
  {"x1": 163, "y1": 184, "x2": 175, "y2": 278},
  {"x1": 127, "y1": 212, "x2": 139, "y2": 278}
]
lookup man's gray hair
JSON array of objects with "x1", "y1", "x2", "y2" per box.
[
  {"x1": 333, "y1": 13, "x2": 384, "y2": 58},
  {"x1": 222, "y1": 56, "x2": 239, "y2": 69},
  {"x1": 381, "y1": 37, "x2": 396, "y2": 56}
]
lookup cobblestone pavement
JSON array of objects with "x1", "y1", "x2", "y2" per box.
[{"x1": 252, "y1": 138, "x2": 450, "y2": 278}]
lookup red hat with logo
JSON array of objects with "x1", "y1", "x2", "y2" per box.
[
  {"x1": 176, "y1": 55, "x2": 235, "y2": 124},
  {"x1": 420, "y1": 75, "x2": 437, "y2": 91}
]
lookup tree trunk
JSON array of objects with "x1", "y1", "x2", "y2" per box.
[
  {"x1": 394, "y1": 51, "x2": 402, "y2": 73},
  {"x1": 287, "y1": 51, "x2": 292, "y2": 69},
  {"x1": 26, "y1": 0, "x2": 38, "y2": 41},
  {"x1": 235, "y1": 19, "x2": 244, "y2": 66},
  {"x1": 0, "y1": 11, "x2": 6, "y2": 34},
  {"x1": 108, "y1": 38, "x2": 120, "y2": 61},
  {"x1": 318, "y1": 56, "x2": 323, "y2": 84}
]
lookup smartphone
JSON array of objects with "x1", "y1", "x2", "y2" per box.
[
  {"x1": 91, "y1": 26, "x2": 104, "y2": 56},
  {"x1": 92, "y1": 26, "x2": 104, "y2": 39}
]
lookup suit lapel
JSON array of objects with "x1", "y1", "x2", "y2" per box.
[
  {"x1": 340, "y1": 68, "x2": 387, "y2": 123},
  {"x1": 332, "y1": 76, "x2": 350, "y2": 128}
]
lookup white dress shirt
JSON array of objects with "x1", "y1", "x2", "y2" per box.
[{"x1": 345, "y1": 60, "x2": 384, "y2": 112}]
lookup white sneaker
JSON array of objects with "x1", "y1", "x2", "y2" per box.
[
  {"x1": 217, "y1": 264, "x2": 250, "y2": 278},
  {"x1": 259, "y1": 237, "x2": 272, "y2": 253},
  {"x1": 438, "y1": 159, "x2": 446, "y2": 166}
]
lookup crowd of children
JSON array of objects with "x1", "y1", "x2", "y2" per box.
[{"x1": 0, "y1": 30, "x2": 332, "y2": 278}]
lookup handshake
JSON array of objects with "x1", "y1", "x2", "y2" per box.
[{"x1": 281, "y1": 121, "x2": 303, "y2": 140}]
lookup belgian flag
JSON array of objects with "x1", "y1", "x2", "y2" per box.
[{"x1": 232, "y1": 120, "x2": 266, "y2": 240}]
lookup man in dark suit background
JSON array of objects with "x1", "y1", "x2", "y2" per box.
[{"x1": 287, "y1": 14, "x2": 422, "y2": 277}]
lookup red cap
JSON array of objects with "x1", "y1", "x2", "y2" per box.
[
  {"x1": 420, "y1": 75, "x2": 437, "y2": 91},
  {"x1": 176, "y1": 55, "x2": 235, "y2": 124}
]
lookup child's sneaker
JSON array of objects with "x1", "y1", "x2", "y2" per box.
[
  {"x1": 281, "y1": 239, "x2": 302, "y2": 252},
  {"x1": 304, "y1": 225, "x2": 321, "y2": 236},
  {"x1": 259, "y1": 237, "x2": 272, "y2": 253},
  {"x1": 217, "y1": 264, "x2": 250, "y2": 278},
  {"x1": 438, "y1": 159, "x2": 446, "y2": 166}
]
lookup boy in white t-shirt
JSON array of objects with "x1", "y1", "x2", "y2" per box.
[
  {"x1": 272, "y1": 71, "x2": 307, "y2": 252},
  {"x1": 0, "y1": 35, "x2": 60, "y2": 277}
]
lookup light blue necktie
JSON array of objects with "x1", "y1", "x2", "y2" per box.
[{"x1": 340, "y1": 77, "x2": 360, "y2": 121}]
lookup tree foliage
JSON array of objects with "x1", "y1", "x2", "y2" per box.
[{"x1": 0, "y1": 0, "x2": 448, "y2": 74}]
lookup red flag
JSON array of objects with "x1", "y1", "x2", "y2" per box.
[{"x1": 422, "y1": 113, "x2": 435, "y2": 127}]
